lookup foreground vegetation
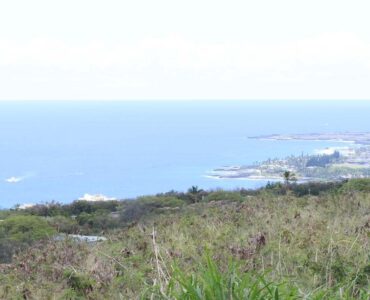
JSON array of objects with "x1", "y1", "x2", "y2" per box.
[{"x1": 0, "y1": 180, "x2": 369, "y2": 299}]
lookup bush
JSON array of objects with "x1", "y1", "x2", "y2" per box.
[
  {"x1": 0, "y1": 215, "x2": 55, "y2": 243},
  {"x1": 119, "y1": 196, "x2": 185, "y2": 223},
  {"x1": 47, "y1": 216, "x2": 79, "y2": 234},
  {"x1": 264, "y1": 181, "x2": 344, "y2": 197},
  {"x1": 63, "y1": 269, "x2": 95, "y2": 297},
  {"x1": 204, "y1": 191, "x2": 244, "y2": 202},
  {"x1": 66, "y1": 200, "x2": 119, "y2": 216},
  {"x1": 340, "y1": 178, "x2": 370, "y2": 193},
  {"x1": 0, "y1": 215, "x2": 55, "y2": 262},
  {"x1": 75, "y1": 210, "x2": 118, "y2": 233},
  {"x1": 291, "y1": 181, "x2": 344, "y2": 196},
  {"x1": 138, "y1": 196, "x2": 185, "y2": 208},
  {"x1": 25, "y1": 201, "x2": 65, "y2": 217}
]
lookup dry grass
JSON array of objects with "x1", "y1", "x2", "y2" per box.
[{"x1": 0, "y1": 190, "x2": 369, "y2": 299}]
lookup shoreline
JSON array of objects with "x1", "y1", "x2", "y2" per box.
[
  {"x1": 249, "y1": 132, "x2": 370, "y2": 145},
  {"x1": 209, "y1": 133, "x2": 370, "y2": 182}
]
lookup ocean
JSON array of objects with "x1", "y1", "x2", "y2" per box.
[{"x1": 1, "y1": 100, "x2": 370, "y2": 208}]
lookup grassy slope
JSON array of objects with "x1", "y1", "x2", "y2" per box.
[{"x1": 0, "y1": 190, "x2": 369, "y2": 299}]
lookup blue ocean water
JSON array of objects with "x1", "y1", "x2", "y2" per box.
[{"x1": 1, "y1": 100, "x2": 370, "y2": 208}]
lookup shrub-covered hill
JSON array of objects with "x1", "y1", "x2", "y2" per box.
[{"x1": 0, "y1": 180, "x2": 369, "y2": 299}]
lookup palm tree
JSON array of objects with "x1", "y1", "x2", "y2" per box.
[
  {"x1": 188, "y1": 186, "x2": 202, "y2": 194},
  {"x1": 283, "y1": 171, "x2": 297, "y2": 186},
  {"x1": 187, "y1": 186, "x2": 204, "y2": 203}
]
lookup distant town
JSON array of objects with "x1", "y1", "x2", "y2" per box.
[{"x1": 209, "y1": 132, "x2": 370, "y2": 181}]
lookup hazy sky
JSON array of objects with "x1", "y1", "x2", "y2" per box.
[{"x1": 1, "y1": 0, "x2": 370, "y2": 100}]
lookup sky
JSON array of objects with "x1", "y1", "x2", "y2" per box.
[{"x1": 0, "y1": 0, "x2": 370, "y2": 101}]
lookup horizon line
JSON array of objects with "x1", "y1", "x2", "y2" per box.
[{"x1": 1, "y1": 99, "x2": 370, "y2": 102}]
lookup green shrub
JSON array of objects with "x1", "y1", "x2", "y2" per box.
[
  {"x1": 340, "y1": 178, "x2": 370, "y2": 193},
  {"x1": 48, "y1": 215, "x2": 79, "y2": 234},
  {"x1": 119, "y1": 196, "x2": 185, "y2": 223},
  {"x1": 0, "y1": 215, "x2": 55, "y2": 243},
  {"x1": 63, "y1": 269, "x2": 95, "y2": 297},
  {"x1": 205, "y1": 191, "x2": 244, "y2": 202},
  {"x1": 138, "y1": 196, "x2": 185, "y2": 208},
  {"x1": 0, "y1": 215, "x2": 55, "y2": 262}
]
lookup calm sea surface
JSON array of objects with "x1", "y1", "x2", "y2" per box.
[{"x1": 1, "y1": 100, "x2": 370, "y2": 208}]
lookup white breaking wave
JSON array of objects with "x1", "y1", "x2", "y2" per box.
[
  {"x1": 5, "y1": 172, "x2": 36, "y2": 184},
  {"x1": 78, "y1": 193, "x2": 117, "y2": 202},
  {"x1": 18, "y1": 203, "x2": 36, "y2": 210},
  {"x1": 5, "y1": 176, "x2": 24, "y2": 183}
]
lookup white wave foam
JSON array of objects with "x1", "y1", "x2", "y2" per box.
[
  {"x1": 78, "y1": 193, "x2": 117, "y2": 201},
  {"x1": 18, "y1": 203, "x2": 36, "y2": 210},
  {"x1": 5, "y1": 176, "x2": 24, "y2": 183}
]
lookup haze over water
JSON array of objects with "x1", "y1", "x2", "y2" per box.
[{"x1": 1, "y1": 100, "x2": 370, "y2": 208}]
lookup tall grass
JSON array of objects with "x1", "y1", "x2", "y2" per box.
[
  {"x1": 145, "y1": 254, "x2": 369, "y2": 300},
  {"x1": 155, "y1": 257, "x2": 296, "y2": 299},
  {"x1": 1, "y1": 187, "x2": 369, "y2": 299}
]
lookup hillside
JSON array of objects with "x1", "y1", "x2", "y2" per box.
[{"x1": 0, "y1": 180, "x2": 369, "y2": 299}]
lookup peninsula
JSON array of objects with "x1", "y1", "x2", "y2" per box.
[
  {"x1": 209, "y1": 132, "x2": 370, "y2": 181},
  {"x1": 250, "y1": 132, "x2": 370, "y2": 145}
]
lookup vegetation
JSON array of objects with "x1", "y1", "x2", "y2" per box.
[
  {"x1": 306, "y1": 151, "x2": 340, "y2": 168},
  {"x1": 0, "y1": 180, "x2": 369, "y2": 299},
  {"x1": 0, "y1": 215, "x2": 55, "y2": 263},
  {"x1": 283, "y1": 171, "x2": 297, "y2": 186}
]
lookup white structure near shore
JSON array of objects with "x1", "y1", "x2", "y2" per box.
[{"x1": 78, "y1": 193, "x2": 117, "y2": 202}]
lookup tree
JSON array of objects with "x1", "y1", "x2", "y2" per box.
[
  {"x1": 283, "y1": 171, "x2": 297, "y2": 186},
  {"x1": 187, "y1": 186, "x2": 205, "y2": 203}
]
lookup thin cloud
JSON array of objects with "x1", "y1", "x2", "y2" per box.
[
  {"x1": 1, "y1": 0, "x2": 370, "y2": 99},
  {"x1": 1, "y1": 32, "x2": 369, "y2": 69}
]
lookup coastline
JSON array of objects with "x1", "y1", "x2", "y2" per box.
[
  {"x1": 249, "y1": 132, "x2": 370, "y2": 145},
  {"x1": 209, "y1": 132, "x2": 370, "y2": 182}
]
